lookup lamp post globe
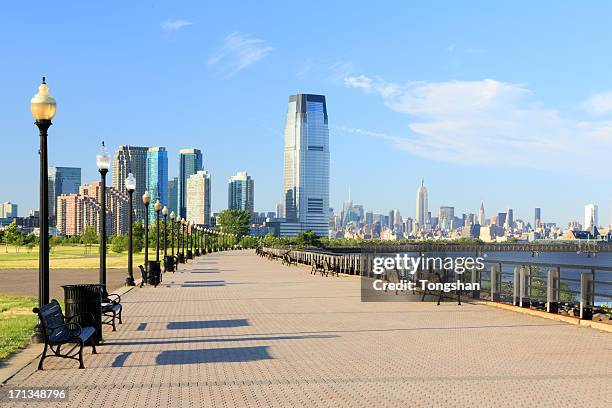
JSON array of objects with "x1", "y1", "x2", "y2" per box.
[
  {"x1": 31, "y1": 77, "x2": 56, "y2": 343},
  {"x1": 96, "y1": 142, "x2": 111, "y2": 296},
  {"x1": 125, "y1": 173, "x2": 136, "y2": 286}
]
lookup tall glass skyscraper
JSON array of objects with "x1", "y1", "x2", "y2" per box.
[
  {"x1": 48, "y1": 166, "x2": 81, "y2": 224},
  {"x1": 228, "y1": 171, "x2": 254, "y2": 213},
  {"x1": 168, "y1": 177, "x2": 178, "y2": 216},
  {"x1": 281, "y1": 94, "x2": 329, "y2": 237},
  {"x1": 178, "y1": 149, "x2": 203, "y2": 218},
  {"x1": 146, "y1": 147, "x2": 168, "y2": 220},
  {"x1": 415, "y1": 179, "x2": 428, "y2": 230},
  {"x1": 113, "y1": 145, "x2": 148, "y2": 221}
]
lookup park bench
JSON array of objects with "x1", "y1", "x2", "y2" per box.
[
  {"x1": 322, "y1": 259, "x2": 339, "y2": 277},
  {"x1": 139, "y1": 264, "x2": 162, "y2": 288},
  {"x1": 101, "y1": 292, "x2": 123, "y2": 331},
  {"x1": 33, "y1": 300, "x2": 97, "y2": 370}
]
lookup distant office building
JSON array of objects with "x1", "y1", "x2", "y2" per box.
[
  {"x1": 276, "y1": 202, "x2": 284, "y2": 219},
  {"x1": 146, "y1": 147, "x2": 168, "y2": 220},
  {"x1": 186, "y1": 170, "x2": 211, "y2": 226},
  {"x1": 178, "y1": 149, "x2": 203, "y2": 218},
  {"x1": 279, "y1": 94, "x2": 329, "y2": 237},
  {"x1": 365, "y1": 211, "x2": 374, "y2": 225},
  {"x1": 534, "y1": 207, "x2": 541, "y2": 228},
  {"x1": 48, "y1": 166, "x2": 81, "y2": 224},
  {"x1": 0, "y1": 202, "x2": 18, "y2": 219},
  {"x1": 439, "y1": 206, "x2": 455, "y2": 231},
  {"x1": 113, "y1": 145, "x2": 148, "y2": 220},
  {"x1": 228, "y1": 171, "x2": 254, "y2": 212},
  {"x1": 505, "y1": 208, "x2": 514, "y2": 229},
  {"x1": 168, "y1": 177, "x2": 178, "y2": 215},
  {"x1": 497, "y1": 212, "x2": 507, "y2": 227},
  {"x1": 416, "y1": 179, "x2": 428, "y2": 229},
  {"x1": 478, "y1": 202, "x2": 485, "y2": 225},
  {"x1": 584, "y1": 204, "x2": 598, "y2": 231}
]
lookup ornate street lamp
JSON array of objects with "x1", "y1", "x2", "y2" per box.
[
  {"x1": 96, "y1": 142, "x2": 111, "y2": 295},
  {"x1": 143, "y1": 191, "x2": 151, "y2": 272},
  {"x1": 169, "y1": 211, "x2": 176, "y2": 271},
  {"x1": 177, "y1": 216, "x2": 185, "y2": 263},
  {"x1": 125, "y1": 173, "x2": 136, "y2": 286},
  {"x1": 154, "y1": 200, "x2": 161, "y2": 263},
  {"x1": 182, "y1": 219, "x2": 187, "y2": 261},
  {"x1": 31, "y1": 77, "x2": 56, "y2": 342},
  {"x1": 186, "y1": 221, "x2": 193, "y2": 259}
]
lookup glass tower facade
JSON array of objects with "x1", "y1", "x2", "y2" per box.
[
  {"x1": 178, "y1": 149, "x2": 203, "y2": 218},
  {"x1": 168, "y1": 177, "x2": 178, "y2": 216},
  {"x1": 48, "y1": 166, "x2": 81, "y2": 224},
  {"x1": 281, "y1": 94, "x2": 329, "y2": 237},
  {"x1": 228, "y1": 171, "x2": 254, "y2": 213},
  {"x1": 146, "y1": 147, "x2": 168, "y2": 221}
]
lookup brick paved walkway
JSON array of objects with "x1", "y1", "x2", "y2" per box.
[{"x1": 2, "y1": 250, "x2": 611, "y2": 407}]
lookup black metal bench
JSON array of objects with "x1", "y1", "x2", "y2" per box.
[
  {"x1": 139, "y1": 264, "x2": 161, "y2": 288},
  {"x1": 33, "y1": 300, "x2": 97, "y2": 370},
  {"x1": 101, "y1": 292, "x2": 122, "y2": 331}
]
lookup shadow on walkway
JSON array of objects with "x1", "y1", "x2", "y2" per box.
[{"x1": 167, "y1": 319, "x2": 249, "y2": 330}]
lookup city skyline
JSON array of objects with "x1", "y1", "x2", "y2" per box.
[{"x1": 3, "y1": 3, "x2": 612, "y2": 225}]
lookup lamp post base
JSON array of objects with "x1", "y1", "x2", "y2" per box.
[
  {"x1": 32, "y1": 322, "x2": 45, "y2": 343},
  {"x1": 125, "y1": 277, "x2": 136, "y2": 286}
]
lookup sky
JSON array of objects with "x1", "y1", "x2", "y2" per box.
[{"x1": 1, "y1": 1, "x2": 612, "y2": 227}]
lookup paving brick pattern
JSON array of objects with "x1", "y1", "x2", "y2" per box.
[{"x1": 2, "y1": 250, "x2": 611, "y2": 407}]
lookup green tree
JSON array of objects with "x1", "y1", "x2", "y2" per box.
[
  {"x1": 132, "y1": 220, "x2": 144, "y2": 253},
  {"x1": 216, "y1": 210, "x2": 251, "y2": 238},
  {"x1": 4, "y1": 222, "x2": 24, "y2": 252},
  {"x1": 80, "y1": 226, "x2": 98, "y2": 254},
  {"x1": 295, "y1": 230, "x2": 322, "y2": 248},
  {"x1": 111, "y1": 235, "x2": 128, "y2": 253}
]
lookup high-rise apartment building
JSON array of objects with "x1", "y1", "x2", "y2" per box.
[
  {"x1": 168, "y1": 177, "x2": 178, "y2": 215},
  {"x1": 416, "y1": 179, "x2": 429, "y2": 229},
  {"x1": 228, "y1": 171, "x2": 254, "y2": 212},
  {"x1": 0, "y1": 202, "x2": 18, "y2": 218},
  {"x1": 146, "y1": 147, "x2": 168, "y2": 220},
  {"x1": 186, "y1": 170, "x2": 211, "y2": 225},
  {"x1": 113, "y1": 145, "x2": 148, "y2": 220},
  {"x1": 178, "y1": 149, "x2": 203, "y2": 218},
  {"x1": 280, "y1": 94, "x2": 330, "y2": 237},
  {"x1": 584, "y1": 204, "x2": 598, "y2": 231},
  {"x1": 48, "y1": 166, "x2": 81, "y2": 224}
]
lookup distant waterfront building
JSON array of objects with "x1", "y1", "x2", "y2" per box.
[
  {"x1": 0, "y1": 202, "x2": 18, "y2": 219},
  {"x1": 79, "y1": 182, "x2": 129, "y2": 235},
  {"x1": 505, "y1": 208, "x2": 514, "y2": 229},
  {"x1": 365, "y1": 211, "x2": 374, "y2": 226},
  {"x1": 168, "y1": 177, "x2": 178, "y2": 215},
  {"x1": 113, "y1": 145, "x2": 148, "y2": 221},
  {"x1": 415, "y1": 179, "x2": 429, "y2": 229},
  {"x1": 478, "y1": 202, "x2": 485, "y2": 225},
  {"x1": 228, "y1": 171, "x2": 254, "y2": 212},
  {"x1": 178, "y1": 149, "x2": 203, "y2": 218},
  {"x1": 439, "y1": 206, "x2": 455, "y2": 231},
  {"x1": 584, "y1": 204, "x2": 598, "y2": 231},
  {"x1": 497, "y1": 212, "x2": 507, "y2": 227},
  {"x1": 535, "y1": 207, "x2": 541, "y2": 228},
  {"x1": 276, "y1": 202, "x2": 284, "y2": 219},
  {"x1": 146, "y1": 147, "x2": 168, "y2": 220},
  {"x1": 186, "y1": 170, "x2": 211, "y2": 225},
  {"x1": 48, "y1": 166, "x2": 81, "y2": 225},
  {"x1": 279, "y1": 93, "x2": 330, "y2": 237}
]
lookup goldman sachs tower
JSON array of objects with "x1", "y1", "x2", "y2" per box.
[{"x1": 279, "y1": 94, "x2": 330, "y2": 237}]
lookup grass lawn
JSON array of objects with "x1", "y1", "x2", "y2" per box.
[
  {"x1": 0, "y1": 295, "x2": 37, "y2": 361},
  {"x1": 0, "y1": 244, "x2": 161, "y2": 269}
]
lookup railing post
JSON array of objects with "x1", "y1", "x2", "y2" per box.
[
  {"x1": 513, "y1": 266, "x2": 520, "y2": 306},
  {"x1": 490, "y1": 264, "x2": 500, "y2": 301},
  {"x1": 470, "y1": 267, "x2": 480, "y2": 299},
  {"x1": 580, "y1": 271, "x2": 594, "y2": 320},
  {"x1": 546, "y1": 267, "x2": 560, "y2": 313},
  {"x1": 519, "y1": 266, "x2": 531, "y2": 308}
]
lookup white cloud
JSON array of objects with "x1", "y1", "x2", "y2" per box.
[
  {"x1": 584, "y1": 91, "x2": 612, "y2": 115},
  {"x1": 343, "y1": 74, "x2": 612, "y2": 175},
  {"x1": 208, "y1": 32, "x2": 274, "y2": 78},
  {"x1": 161, "y1": 19, "x2": 195, "y2": 31}
]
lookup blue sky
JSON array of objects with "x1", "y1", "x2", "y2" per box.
[{"x1": 2, "y1": 1, "x2": 612, "y2": 227}]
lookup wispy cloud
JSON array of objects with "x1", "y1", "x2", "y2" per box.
[
  {"x1": 161, "y1": 19, "x2": 195, "y2": 31},
  {"x1": 208, "y1": 31, "x2": 274, "y2": 78},
  {"x1": 343, "y1": 74, "x2": 612, "y2": 176}
]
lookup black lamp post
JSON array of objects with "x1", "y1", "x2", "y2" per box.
[
  {"x1": 31, "y1": 77, "x2": 56, "y2": 343},
  {"x1": 125, "y1": 173, "x2": 136, "y2": 286},
  {"x1": 169, "y1": 211, "x2": 176, "y2": 271},
  {"x1": 162, "y1": 206, "x2": 168, "y2": 270},
  {"x1": 96, "y1": 142, "x2": 111, "y2": 295},
  {"x1": 154, "y1": 200, "x2": 161, "y2": 263},
  {"x1": 203, "y1": 228, "x2": 207, "y2": 254},
  {"x1": 143, "y1": 191, "x2": 151, "y2": 271}
]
